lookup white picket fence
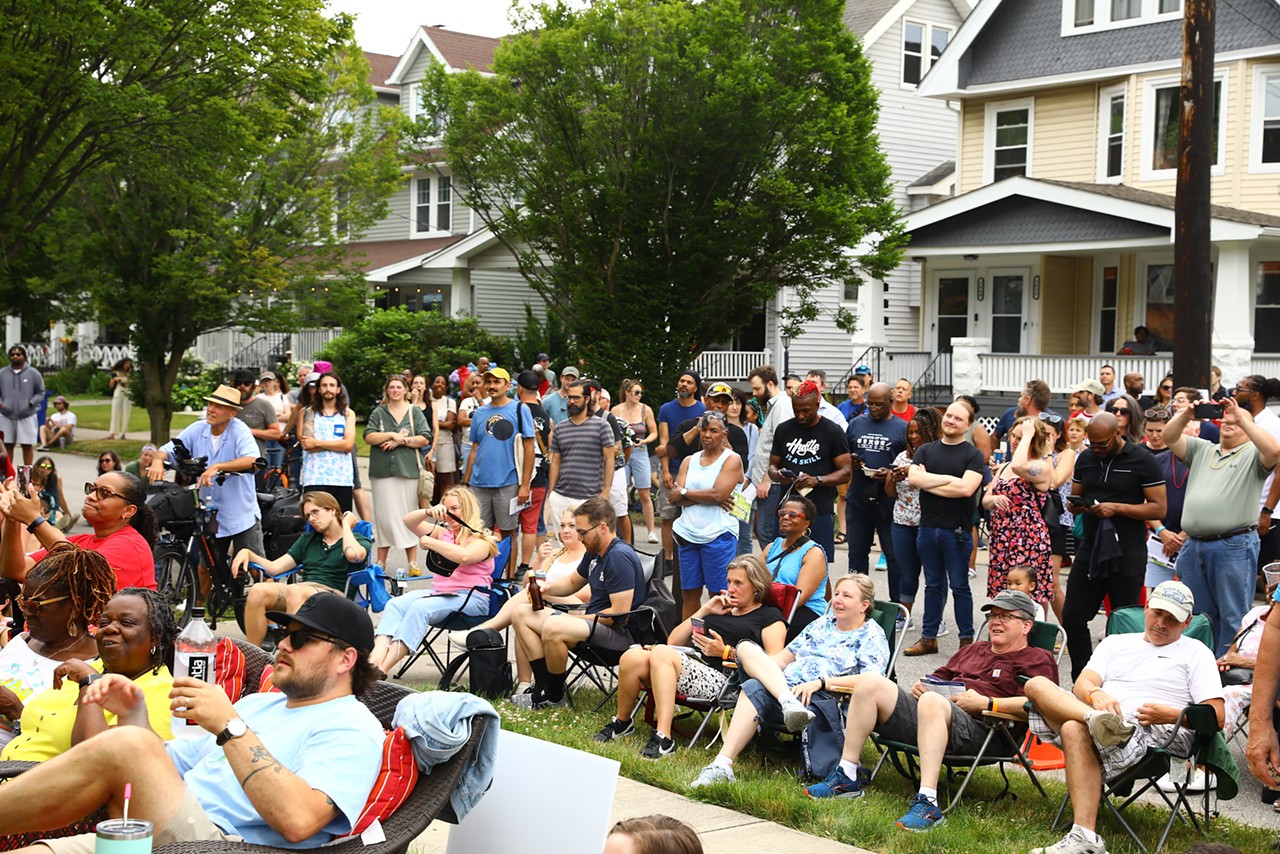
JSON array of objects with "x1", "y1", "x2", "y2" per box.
[{"x1": 980, "y1": 354, "x2": 1173, "y2": 394}]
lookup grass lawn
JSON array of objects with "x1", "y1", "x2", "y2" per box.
[
  {"x1": 414, "y1": 679, "x2": 1275, "y2": 854},
  {"x1": 70, "y1": 402, "x2": 199, "y2": 435},
  {"x1": 60, "y1": 439, "x2": 148, "y2": 461}
]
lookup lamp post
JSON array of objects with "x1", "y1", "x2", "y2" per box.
[{"x1": 781, "y1": 331, "x2": 792, "y2": 379}]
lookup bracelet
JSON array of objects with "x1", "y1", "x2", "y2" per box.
[
  {"x1": 819, "y1": 677, "x2": 827, "y2": 692},
  {"x1": 1153, "y1": 525, "x2": 1166, "y2": 536},
  {"x1": 722, "y1": 646, "x2": 733, "y2": 662},
  {"x1": 992, "y1": 698, "x2": 1000, "y2": 714},
  {"x1": 1265, "y1": 507, "x2": 1275, "y2": 515},
  {"x1": 26, "y1": 516, "x2": 46, "y2": 534},
  {"x1": 1086, "y1": 687, "x2": 1103, "y2": 703}
]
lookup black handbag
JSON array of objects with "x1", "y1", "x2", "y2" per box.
[{"x1": 1220, "y1": 667, "x2": 1253, "y2": 686}]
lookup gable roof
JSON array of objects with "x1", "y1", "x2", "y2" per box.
[
  {"x1": 845, "y1": 0, "x2": 973, "y2": 48},
  {"x1": 364, "y1": 52, "x2": 400, "y2": 91},
  {"x1": 920, "y1": 0, "x2": 1280, "y2": 97},
  {"x1": 386, "y1": 25, "x2": 501, "y2": 86}
]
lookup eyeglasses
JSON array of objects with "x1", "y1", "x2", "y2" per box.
[
  {"x1": 303, "y1": 507, "x2": 332, "y2": 519},
  {"x1": 1159, "y1": 384, "x2": 1173, "y2": 391},
  {"x1": 84, "y1": 482, "x2": 127, "y2": 501},
  {"x1": 283, "y1": 627, "x2": 348, "y2": 651},
  {"x1": 1145, "y1": 409, "x2": 1171, "y2": 421},
  {"x1": 777, "y1": 509, "x2": 806, "y2": 519},
  {"x1": 16, "y1": 594, "x2": 69, "y2": 616},
  {"x1": 575, "y1": 523, "x2": 602, "y2": 537},
  {"x1": 987, "y1": 611, "x2": 1029, "y2": 623},
  {"x1": 1037, "y1": 412, "x2": 1063, "y2": 425}
]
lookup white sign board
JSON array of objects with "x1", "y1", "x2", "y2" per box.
[{"x1": 447, "y1": 729, "x2": 620, "y2": 854}]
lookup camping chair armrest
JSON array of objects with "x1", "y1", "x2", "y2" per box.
[
  {"x1": 826, "y1": 684, "x2": 853, "y2": 695},
  {"x1": 982, "y1": 709, "x2": 1029, "y2": 723},
  {"x1": 584, "y1": 608, "x2": 645, "y2": 641},
  {"x1": 1156, "y1": 703, "x2": 1220, "y2": 754},
  {"x1": 550, "y1": 601, "x2": 586, "y2": 613},
  {"x1": 250, "y1": 561, "x2": 303, "y2": 582}
]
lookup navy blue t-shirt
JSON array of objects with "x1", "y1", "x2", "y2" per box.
[
  {"x1": 845, "y1": 413, "x2": 908, "y2": 509},
  {"x1": 577, "y1": 537, "x2": 647, "y2": 619},
  {"x1": 657, "y1": 399, "x2": 705, "y2": 476}
]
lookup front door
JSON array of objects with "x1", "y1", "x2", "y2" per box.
[
  {"x1": 989, "y1": 269, "x2": 1028, "y2": 353},
  {"x1": 935, "y1": 273, "x2": 972, "y2": 353}
]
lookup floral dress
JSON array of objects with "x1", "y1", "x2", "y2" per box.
[{"x1": 986, "y1": 471, "x2": 1053, "y2": 602}]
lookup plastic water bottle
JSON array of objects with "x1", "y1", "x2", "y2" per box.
[{"x1": 171, "y1": 607, "x2": 216, "y2": 736}]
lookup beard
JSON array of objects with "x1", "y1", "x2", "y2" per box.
[
  {"x1": 567, "y1": 401, "x2": 586, "y2": 416},
  {"x1": 271, "y1": 654, "x2": 329, "y2": 700}
]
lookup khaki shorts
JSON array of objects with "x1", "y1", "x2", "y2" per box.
[{"x1": 38, "y1": 790, "x2": 240, "y2": 854}]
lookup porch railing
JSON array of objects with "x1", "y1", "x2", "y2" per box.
[
  {"x1": 19, "y1": 342, "x2": 136, "y2": 371},
  {"x1": 691, "y1": 349, "x2": 771, "y2": 382},
  {"x1": 1251, "y1": 357, "x2": 1280, "y2": 378},
  {"x1": 980, "y1": 354, "x2": 1172, "y2": 395}
]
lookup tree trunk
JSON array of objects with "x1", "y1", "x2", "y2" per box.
[{"x1": 142, "y1": 346, "x2": 187, "y2": 446}]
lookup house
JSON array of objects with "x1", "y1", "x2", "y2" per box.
[{"x1": 903, "y1": 0, "x2": 1280, "y2": 397}]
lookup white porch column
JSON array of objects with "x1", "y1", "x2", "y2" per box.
[
  {"x1": 4, "y1": 316, "x2": 20, "y2": 347},
  {"x1": 1211, "y1": 241, "x2": 1254, "y2": 385},
  {"x1": 850, "y1": 274, "x2": 892, "y2": 354},
  {"x1": 450, "y1": 267, "x2": 473, "y2": 318},
  {"x1": 951, "y1": 337, "x2": 991, "y2": 397}
]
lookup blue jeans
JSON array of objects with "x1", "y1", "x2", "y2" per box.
[
  {"x1": 1178, "y1": 531, "x2": 1260, "y2": 656},
  {"x1": 846, "y1": 500, "x2": 899, "y2": 601},
  {"x1": 811, "y1": 514, "x2": 836, "y2": 565},
  {"x1": 918, "y1": 527, "x2": 975, "y2": 639},
  {"x1": 736, "y1": 517, "x2": 755, "y2": 557},
  {"x1": 376, "y1": 588, "x2": 490, "y2": 649},
  {"x1": 892, "y1": 524, "x2": 922, "y2": 604},
  {"x1": 754, "y1": 485, "x2": 781, "y2": 549}
]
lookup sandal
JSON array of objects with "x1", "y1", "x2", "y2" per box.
[{"x1": 834, "y1": 532, "x2": 847, "y2": 546}]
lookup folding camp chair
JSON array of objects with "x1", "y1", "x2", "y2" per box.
[
  {"x1": 564, "y1": 603, "x2": 666, "y2": 711},
  {"x1": 1048, "y1": 606, "x2": 1239, "y2": 854},
  {"x1": 393, "y1": 536, "x2": 515, "y2": 679},
  {"x1": 867, "y1": 616, "x2": 1064, "y2": 814}
]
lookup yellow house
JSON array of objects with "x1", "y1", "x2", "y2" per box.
[{"x1": 904, "y1": 0, "x2": 1280, "y2": 394}]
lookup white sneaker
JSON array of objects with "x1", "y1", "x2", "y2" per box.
[
  {"x1": 1029, "y1": 828, "x2": 1107, "y2": 854},
  {"x1": 690, "y1": 763, "x2": 736, "y2": 788},
  {"x1": 1156, "y1": 768, "x2": 1216, "y2": 792},
  {"x1": 935, "y1": 620, "x2": 950, "y2": 638},
  {"x1": 968, "y1": 567, "x2": 977, "y2": 578},
  {"x1": 647, "y1": 530, "x2": 660, "y2": 543},
  {"x1": 780, "y1": 698, "x2": 815, "y2": 732}
]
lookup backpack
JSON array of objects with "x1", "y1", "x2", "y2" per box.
[{"x1": 463, "y1": 628, "x2": 513, "y2": 699}]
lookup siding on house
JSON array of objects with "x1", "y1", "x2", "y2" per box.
[
  {"x1": 470, "y1": 270, "x2": 547, "y2": 336},
  {"x1": 361, "y1": 178, "x2": 412, "y2": 242},
  {"x1": 1027, "y1": 85, "x2": 1096, "y2": 181},
  {"x1": 1073, "y1": 257, "x2": 1094, "y2": 355},
  {"x1": 1039, "y1": 256, "x2": 1078, "y2": 354}
]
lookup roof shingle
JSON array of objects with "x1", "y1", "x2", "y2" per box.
[{"x1": 422, "y1": 26, "x2": 501, "y2": 74}]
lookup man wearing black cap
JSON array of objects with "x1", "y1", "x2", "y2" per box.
[
  {"x1": 232, "y1": 369, "x2": 283, "y2": 459},
  {"x1": 803, "y1": 589, "x2": 1058, "y2": 833},
  {"x1": 0, "y1": 593, "x2": 385, "y2": 849}
]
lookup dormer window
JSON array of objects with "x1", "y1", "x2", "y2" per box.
[
  {"x1": 902, "y1": 22, "x2": 950, "y2": 88},
  {"x1": 1065, "y1": 0, "x2": 1181, "y2": 34}
]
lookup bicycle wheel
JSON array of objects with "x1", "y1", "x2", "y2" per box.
[{"x1": 156, "y1": 547, "x2": 197, "y2": 627}]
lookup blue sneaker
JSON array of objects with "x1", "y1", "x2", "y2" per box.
[
  {"x1": 896, "y1": 794, "x2": 945, "y2": 831},
  {"x1": 875, "y1": 554, "x2": 887, "y2": 571},
  {"x1": 805, "y1": 766, "x2": 869, "y2": 799}
]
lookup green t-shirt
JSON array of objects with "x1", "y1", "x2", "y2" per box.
[
  {"x1": 1179, "y1": 436, "x2": 1275, "y2": 537},
  {"x1": 286, "y1": 529, "x2": 374, "y2": 591},
  {"x1": 363, "y1": 405, "x2": 432, "y2": 479}
]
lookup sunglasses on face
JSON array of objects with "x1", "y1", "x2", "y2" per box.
[
  {"x1": 17, "y1": 594, "x2": 69, "y2": 616},
  {"x1": 1159, "y1": 384, "x2": 1173, "y2": 391},
  {"x1": 84, "y1": 482, "x2": 127, "y2": 501},
  {"x1": 777, "y1": 509, "x2": 806, "y2": 519},
  {"x1": 1106, "y1": 405, "x2": 1130, "y2": 415},
  {"x1": 283, "y1": 627, "x2": 348, "y2": 651}
]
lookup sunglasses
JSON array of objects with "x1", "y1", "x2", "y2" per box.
[
  {"x1": 37, "y1": 462, "x2": 53, "y2": 469},
  {"x1": 1037, "y1": 412, "x2": 1063, "y2": 425},
  {"x1": 1106, "y1": 405, "x2": 1130, "y2": 415},
  {"x1": 777, "y1": 509, "x2": 806, "y2": 519},
  {"x1": 84, "y1": 482, "x2": 127, "y2": 501},
  {"x1": 16, "y1": 594, "x2": 69, "y2": 616},
  {"x1": 1145, "y1": 409, "x2": 1171, "y2": 421},
  {"x1": 1159, "y1": 384, "x2": 1173, "y2": 391},
  {"x1": 283, "y1": 627, "x2": 348, "y2": 651}
]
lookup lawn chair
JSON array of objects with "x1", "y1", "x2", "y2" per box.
[
  {"x1": 1049, "y1": 606, "x2": 1239, "y2": 854},
  {"x1": 564, "y1": 603, "x2": 667, "y2": 712},
  {"x1": 867, "y1": 616, "x2": 1064, "y2": 814},
  {"x1": 392, "y1": 536, "x2": 515, "y2": 680}
]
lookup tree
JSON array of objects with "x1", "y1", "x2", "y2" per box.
[
  {"x1": 33, "y1": 11, "x2": 405, "y2": 443},
  {"x1": 314, "y1": 309, "x2": 514, "y2": 416},
  {"x1": 423, "y1": 0, "x2": 904, "y2": 394}
]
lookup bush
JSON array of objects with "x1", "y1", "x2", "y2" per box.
[
  {"x1": 44, "y1": 361, "x2": 111, "y2": 397},
  {"x1": 167, "y1": 359, "x2": 223, "y2": 411},
  {"x1": 314, "y1": 309, "x2": 514, "y2": 416},
  {"x1": 509, "y1": 304, "x2": 575, "y2": 378}
]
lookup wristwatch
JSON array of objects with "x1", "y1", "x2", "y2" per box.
[
  {"x1": 78, "y1": 672, "x2": 102, "y2": 689},
  {"x1": 816, "y1": 475, "x2": 824, "y2": 485},
  {"x1": 26, "y1": 516, "x2": 46, "y2": 534},
  {"x1": 679, "y1": 487, "x2": 688, "y2": 498},
  {"x1": 216, "y1": 717, "x2": 249, "y2": 746}
]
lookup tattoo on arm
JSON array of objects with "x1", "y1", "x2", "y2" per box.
[
  {"x1": 241, "y1": 762, "x2": 281, "y2": 788},
  {"x1": 250, "y1": 745, "x2": 270, "y2": 763},
  {"x1": 1027, "y1": 463, "x2": 1042, "y2": 477}
]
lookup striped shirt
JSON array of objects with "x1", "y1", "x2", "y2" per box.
[{"x1": 550, "y1": 416, "x2": 616, "y2": 498}]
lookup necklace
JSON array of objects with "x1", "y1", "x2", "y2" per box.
[
  {"x1": 1208, "y1": 445, "x2": 1247, "y2": 471},
  {"x1": 32, "y1": 632, "x2": 88, "y2": 658}
]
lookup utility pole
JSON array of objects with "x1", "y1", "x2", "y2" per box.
[{"x1": 1173, "y1": 0, "x2": 1214, "y2": 389}]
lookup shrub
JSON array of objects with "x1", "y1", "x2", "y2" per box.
[
  {"x1": 44, "y1": 361, "x2": 111, "y2": 397},
  {"x1": 314, "y1": 309, "x2": 514, "y2": 416}
]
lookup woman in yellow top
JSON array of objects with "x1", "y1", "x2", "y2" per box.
[{"x1": 1, "y1": 587, "x2": 177, "y2": 761}]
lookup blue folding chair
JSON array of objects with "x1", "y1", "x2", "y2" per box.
[
  {"x1": 248, "y1": 521, "x2": 390, "y2": 626},
  {"x1": 393, "y1": 536, "x2": 518, "y2": 679}
]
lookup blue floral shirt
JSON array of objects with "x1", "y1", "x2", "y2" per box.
[{"x1": 782, "y1": 616, "x2": 889, "y2": 687}]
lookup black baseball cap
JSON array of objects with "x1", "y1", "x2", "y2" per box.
[
  {"x1": 516, "y1": 370, "x2": 540, "y2": 391},
  {"x1": 266, "y1": 592, "x2": 374, "y2": 654}
]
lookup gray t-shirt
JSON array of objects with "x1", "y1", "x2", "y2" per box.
[
  {"x1": 237, "y1": 396, "x2": 280, "y2": 455},
  {"x1": 1179, "y1": 436, "x2": 1275, "y2": 537},
  {"x1": 549, "y1": 416, "x2": 616, "y2": 499}
]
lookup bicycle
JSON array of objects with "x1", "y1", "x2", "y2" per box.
[
  {"x1": 261, "y1": 438, "x2": 300, "y2": 493},
  {"x1": 150, "y1": 439, "x2": 266, "y2": 628}
]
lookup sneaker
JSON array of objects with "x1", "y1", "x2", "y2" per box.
[
  {"x1": 689, "y1": 763, "x2": 736, "y2": 788},
  {"x1": 509, "y1": 691, "x2": 537, "y2": 709},
  {"x1": 1029, "y1": 828, "x2": 1108, "y2": 854},
  {"x1": 1085, "y1": 711, "x2": 1136, "y2": 748},
  {"x1": 875, "y1": 554, "x2": 887, "y2": 571},
  {"x1": 968, "y1": 567, "x2": 977, "y2": 578},
  {"x1": 647, "y1": 530, "x2": 660, "y2": 544},
  {"x1": 895, "y1": 793, "x2": 945, "y2": 831},
  {"x1": 641, "y1": 732, "x2": 676, "y2": 759},
  {"x1": 1156, "y1": 768, "x2": 1216, "y2": 792},
  {"x1": 447, "y1": 629, "x2": 471, "y2": 647},
  {"x1": 780, "y1": 699, "x2": 815, "y2": 732},
  {"x1": 508, "y1": 690, "x2": 566, "y2": 710},
  {"x1": 935, "y1": 620, "x2": 950, "y2": 638},
  {"x1": 805, "y1": 766, "x2": 869, "y2": 799},
  {"x1": 594, "y1": 717, "x2": 636, "y2": 743}
]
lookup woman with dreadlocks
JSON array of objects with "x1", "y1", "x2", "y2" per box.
[
  {"x1": 2, "y1": 585, "x2": 176, "y2": 760},
  {"x1": 0, "y1": 544, "x2": 116, "y2": 750},
  {"x1": 0, "y1": 470, "x2": 158, "y2": 589}
]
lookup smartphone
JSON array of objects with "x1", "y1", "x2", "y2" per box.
[
  {"x1": 16, "y1": 465, "x2": 30, "y2": 494},
  {"x1": 691, "y1": 617, "x2": 706, "y2": 636},
  {"x1": 1067, "y1": 495, "x2": 1088, "y2": 507},
  {"x1": 1193, "y1": 403, "x2": 1224, "y2": 420},
  {"x1": 778, "y1": 468, "x2": 797, "y2": 480}
]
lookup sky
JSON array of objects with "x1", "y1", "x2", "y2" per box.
[{"x1": 324, "y1": 1, "x2": 521, "y2": 54}]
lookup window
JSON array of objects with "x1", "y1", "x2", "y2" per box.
[
  {"x1": 1145, "y1": 77, "x2": 1223, "y2": 178},
  {"x1": 991, "y1": 273, "x2": 1025, "y2": 353},
  {"x1": 902, "y1": 22, "x2": 950, "y2": 87},
  {"x1": 1098, "y1": 266, "x2": 1118, "y2": 352},
  {"x1": 985, "y1": 100, "x2": 1033, "y2": 183},
  {"x1": 935, "y1": 275, "x2": 970, "y2": 353},
  {"x1": 1098, "y1": 86, "x2": 1126, "y2": 180},
  {"x1": 1064, "y1": 0, "x2": 1181, "y2": 33},
  {"x1": 842, "y1": 279, "x2": 860, "y2": 303},
  {"x1": 1257, "y1": 262, "x2": 1280, "y2": 353},
  {"x1": 1251, "y1": 69, "x2": 1280, "y2": 172},
  {"x1": 405, "y1": 83, "x2": 420, "y2": 121},
  {"x1": 1145, "y1": 263, "x2": 1175, "y2": 349},
  {"x1": 413, "y1": 174, "x2": 452, "y2": 235}
]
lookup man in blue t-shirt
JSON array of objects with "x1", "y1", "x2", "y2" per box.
[
  {"x1": 511, "y1": 497, "x2": 647, "y2": 710},
  {"x1": 845, "y1": 383, "x2": 908, "y2": 586},
  {"x1": 654, "y1": 370, "x2": 705, "y2": 558},
  {"x1": 0, "y1": 593, "x2": 385, "y2": 850},
  {"x1": 464, "y1": 367, "x2": 536, "y2": 537}
]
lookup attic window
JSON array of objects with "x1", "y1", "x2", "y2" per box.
[
  {"x1": 1064, "y1": 0, "x2": 1182, "y2": 34},
  {"x1": 902, "y1": 22, "x2": 950, "y2": 87}
]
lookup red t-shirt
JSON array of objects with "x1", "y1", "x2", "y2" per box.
[
  {"x1": 931, "y1": 641, "x2": 1058, "y2": 712},
  {"x1": 31, "y1": 527, "x2": 156, "y2": 590},
  {"x1": 892, "y1": 404, "x2": 916, "y2": 422}
]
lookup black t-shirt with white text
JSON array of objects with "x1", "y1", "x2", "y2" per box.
[
  {"x1": 769, "y1": 417, "x2": 850, "y2": 515},
  {"x1": 912, "y1": 439, "x2": 987, "y2": 530}
]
